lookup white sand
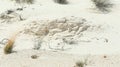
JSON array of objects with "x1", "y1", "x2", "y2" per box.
[{"x1": 0, "y1": 0, "x2": 120, "y2": 67}]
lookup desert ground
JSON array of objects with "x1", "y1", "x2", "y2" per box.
[{"x1": 0, "y1": 0, "x2": 120, "y2": 67}]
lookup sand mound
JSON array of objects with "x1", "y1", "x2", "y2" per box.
[{"x1": 16, "y1": 16, "x2": 106, "y2": 51}]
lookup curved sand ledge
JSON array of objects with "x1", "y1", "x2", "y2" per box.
[{"x1": 0, "y1": 50, "x2": 120, "y2": 67}]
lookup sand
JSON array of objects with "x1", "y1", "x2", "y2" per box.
[{"x1": 0, "y1": 0, "x2": 120, "y2": 67}]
